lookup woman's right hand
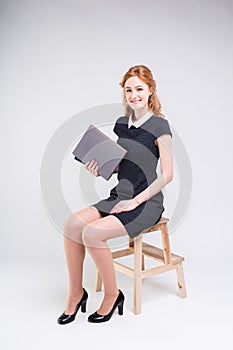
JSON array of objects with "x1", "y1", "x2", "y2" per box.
[{"x1": 84, "y1": 160, "x2": 100, "y2": 177}]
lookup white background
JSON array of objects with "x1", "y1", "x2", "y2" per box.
[
  {"x1": 1, "y1": 1, "x2": 232, "y2": 349},
  {"x1": 1, "y1": 0, "x2": 233, "y2": 260}
]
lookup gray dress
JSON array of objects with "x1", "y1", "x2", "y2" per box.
[{"x1": 92, "y1": 115, "x2": 172, "y2": 238}]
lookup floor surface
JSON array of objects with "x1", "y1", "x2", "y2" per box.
[{"x1": 1, "y1": 256, "x2": 232, "y2": 350}]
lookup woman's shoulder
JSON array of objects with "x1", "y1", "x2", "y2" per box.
[
  {"x1": 144, "y1": 115, "x2": 172, "y2": 138},
  {"x1": 149, "y1": 115, "x2": 170, "y2": 125},
  {"x1": 113, "y1": 116, "x2": 128, "y2": 135},
  {"x1": 115, "y1": 115, "x2": 128, "y2": 125}
]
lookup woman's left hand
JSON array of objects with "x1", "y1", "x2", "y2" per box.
[{"x1": 110, "y1": 199, "x2": 138, "y2": 214}]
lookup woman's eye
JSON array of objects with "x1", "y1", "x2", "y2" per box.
[
  {"x1": 125, "y1": 89, "x2": 131, "y2": 93},
  {"x1": 137, "y1": 88, "x2": 143, "y2": 91}
]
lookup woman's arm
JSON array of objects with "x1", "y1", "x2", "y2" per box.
[{"x1": 133, "y1": 134, "x2": 173, "y2": 206}]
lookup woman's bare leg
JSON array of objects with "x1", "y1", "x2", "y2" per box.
[
  {"x1": 63, "y1": 206, "x2": 103, "y2": 314},
  {"x1": 82, "y1": 215, "x2": 128, "y2": 315}
]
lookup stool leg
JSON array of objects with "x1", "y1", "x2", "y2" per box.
[
  {"x1": 176, "y1": 262, "x2": 187, "y2": 298},
  {"x1": 161, "y1": 223, "x2": 172, "y2": 264},
  {"x1": 142, "y1": 254, "x2": 145, "y2": 270},
  {"x1": 95, "y1": 270, "x2": 102, "y2": 292},
  {"x1": 129, "y1": 237, "x2": 134, "y2": 248},
  {"x1": 134, "y1": 234, "x2": 142, "y2": 314}
]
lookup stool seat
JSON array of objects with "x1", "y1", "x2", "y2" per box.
[
  {"x1": 142, "y1": 216, "x2": 169, "y2": 229},
  {"x1": 95, "y1": 217, "x2": 187, "y2": 314}
]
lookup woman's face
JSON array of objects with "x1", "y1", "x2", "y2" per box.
[{"x1": 124, "y1": 76, "x2": 152, "y2": 112}]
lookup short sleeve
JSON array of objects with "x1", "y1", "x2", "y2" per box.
[
  {"x1": 113, "y1": 121, "x2": 119, "y2": 136},
  {"x1": 155, "y1": 118, "x2": 172, "y2": 139},
  {"x1": 113, "y1": 116, "x2": 127, "y2": 136}
]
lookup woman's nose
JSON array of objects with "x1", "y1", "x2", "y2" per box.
[{"x1": 131, "y1": 89, "x2": 138, "y2": 99}]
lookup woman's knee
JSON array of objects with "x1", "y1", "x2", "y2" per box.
[
  {"x1": 63, "y1": 213, "x2": 84, "y2": 244},
  {"x1": 81, "y1": 216, "x2": 128, "y2": 248},
  {"x1": 82, "y1": 224, "x2": 104, "y2": 248}
]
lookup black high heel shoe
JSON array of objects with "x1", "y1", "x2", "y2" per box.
[
  {"x1": 87, "y1": 289, "x2": 125, "y2": 323},
  {"x1": 57, "y1": 288, "x2": 88, "y2": 325}
]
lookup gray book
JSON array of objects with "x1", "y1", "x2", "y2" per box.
[{"x1": 72, "y1": 124, "x2": 127, "y2": 180}]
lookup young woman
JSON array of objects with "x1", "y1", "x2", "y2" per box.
[{"x1": 57, "y1": 65, "x2": 173, "y2": 324}]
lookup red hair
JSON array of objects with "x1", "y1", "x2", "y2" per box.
[{"x1": 119, "y1": 65, "x2": 164, "y2": 118}]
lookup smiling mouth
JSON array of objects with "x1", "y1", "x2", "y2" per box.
[{"x1": 131, "y1": 100, "x2": 141, "y2": 104}]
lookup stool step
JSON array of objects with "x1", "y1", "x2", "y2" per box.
[
  {"x1": 112, "y1": 248, "x2": 133, "y2": 259},
  {"x1": 142, "y1": 243, "x2": 184, "y2": 264}
]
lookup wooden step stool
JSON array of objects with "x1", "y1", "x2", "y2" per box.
[{"x1": 95, "y1": 217, "x2": 187, "y2": 314}]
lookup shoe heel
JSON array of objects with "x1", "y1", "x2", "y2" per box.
[
  {"x1": 118, "y1": 301, "x2": 124, "y2": 316},
  {"x1": 81, "y1": 300, "x2": 87, "y2": 313}
]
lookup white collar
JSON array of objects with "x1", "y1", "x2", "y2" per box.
[{"x1": 128, "y1": 110, "x2": 153, "y2": 129}]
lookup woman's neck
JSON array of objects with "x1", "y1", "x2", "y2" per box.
[{"x1": 133, "y1": 107, "x2": 149, "y2": 121}]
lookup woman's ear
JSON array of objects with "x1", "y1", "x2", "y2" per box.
[{"x1": 149, "y1": 88, "x2": 154, "y2": 96}]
